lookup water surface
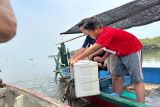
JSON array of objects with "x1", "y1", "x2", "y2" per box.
[{"x1": 0, "y1": 51, "x2": 160, "y2": 99}]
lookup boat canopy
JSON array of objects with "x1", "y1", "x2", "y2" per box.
[{"x1": 60, "y1": 0, "x2": 160, "y2": 35}]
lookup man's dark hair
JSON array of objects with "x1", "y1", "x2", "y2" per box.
[
  {"x1": 77, "y1": 18, "x2": 89, "y2": 28},
  {"x1": 83, "y1": 17, "x2": 103, "y2": 30}
]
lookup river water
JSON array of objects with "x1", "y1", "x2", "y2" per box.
[{"x1": 0, "y1": 51, "x2": 160, "y2": 100}]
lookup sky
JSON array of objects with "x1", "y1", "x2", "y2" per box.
[{"x1": 0, "y1": 0, "x2": 160, "y2": 60}]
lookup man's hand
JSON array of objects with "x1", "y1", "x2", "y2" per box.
[
  {"x1": 94, "y1": 56, "x2": 104, "y2": 62},
  {"x1": 88, "y1": 55, "x2": 94, "y2": 60},
  {"x1": 70, "y1": 59, "x2": 77, "y2": 65}
]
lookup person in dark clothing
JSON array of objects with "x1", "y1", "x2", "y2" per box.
[
  {"x1": 71, "y1": 35, "x2": 96, "y2": 59},
  {"x1": 71, "y1": 18, "x2": 95, "y2": 59},
  {"x1": 82, "y1": 35, "x2": 95, "y2": 48}
]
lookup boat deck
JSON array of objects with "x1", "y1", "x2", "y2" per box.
[
  {"x1": 125, "y1": 84, "x2": 160, "y2": 107},
  {"x1": 97, "y1": 68, "x2": 160, "y2": 107}
]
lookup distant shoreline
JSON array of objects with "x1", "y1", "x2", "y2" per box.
[
  {"x1": 141, "y1": 36, "x2": 160, "y2": 51},
  {"x1": 54, "y1": 36, "x2": 160, "y2": 57}
]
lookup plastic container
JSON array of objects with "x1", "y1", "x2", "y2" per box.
[{"x1": 73, "y1": 60, "x2": 100, "y2": 98}]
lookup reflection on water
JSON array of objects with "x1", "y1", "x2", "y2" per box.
[
  {"x1": 0, "y1": 57, "x2": 62, "y2": 100},
  {"x1": 0, "y1": 51, "x2": 160, "y2": 99},
  {"x1": 143, "y1": 50, "x2": 160, "y2": 67}
]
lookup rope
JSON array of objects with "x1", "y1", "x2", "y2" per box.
[
  {"x1": 60, "y1": 78, "x2": 96, "y2": 107},
  {"x1": 60, "y1": 79, "x2": 76, "y2": 105}
]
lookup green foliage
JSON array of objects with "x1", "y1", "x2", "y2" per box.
[
  {"x1": 51, "y1": 36, "x2": 160, "y2": 57},
  {"x1": 140, "y1": 36, "x2": 160, "y2": 51}
]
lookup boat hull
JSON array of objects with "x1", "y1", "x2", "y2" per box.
[
  {"x1": 0, "y1": 83, "x2": 70, "y2": 107},
  {"x1": 84, "y1": 95, "x2": 119, "y2": 107},
  {"x1": 82, "y1": 67, "x2": 160, "y2": 107}
]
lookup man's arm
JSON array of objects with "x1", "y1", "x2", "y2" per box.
[
  {"x1": 70, "y1": 43, "x2": 103, "y2": 64},
  {"x1": 102, "y1": 52, "x2": 110, "y2": 59},
  {"x1": 93, "y1": 52, "x2": 110, "y2": 62},
  {"x1": 71, "y1": 47, "x2": 86, "y2": 59},
  {"x1": 71, "y1": 35, "x2": 93, "y2": 59},
  {"x1": 0, "y1": 0, "x2": 17, "y2": 43},
  {"x1": 88, "y1": 48, "x2": 104, "y2": 60}
]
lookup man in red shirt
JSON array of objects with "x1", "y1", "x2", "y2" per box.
[{"x1": 70, "y1": 18, "x2": 145, "y2": 103}]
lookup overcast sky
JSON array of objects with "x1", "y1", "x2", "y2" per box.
[{"x1": 0, "y1": 0, "x2": 159, "y2": 60}]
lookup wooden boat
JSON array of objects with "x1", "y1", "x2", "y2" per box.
[
  {"x1": 53, "y1": 0, "x2": 160, "y2": 106},
  {"x1": 53, "y1": 46, "x2": 160, "y2": 107},
  {"x1": 54, "y1": 43, "x2": 160, "y2": 107},
  {"x1": 0, "y1": 82, "x2": 70, "y2": 107},
  {"x1": 82, "y1": 67, "x2": 160, "y2": 107},
  {"x1": 53, "y1": 49, "x2": 160, "y2": 107}
]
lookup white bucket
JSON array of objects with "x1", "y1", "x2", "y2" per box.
[{"x1": 73, "y1": 60, "x2": 100, "y2": 98}]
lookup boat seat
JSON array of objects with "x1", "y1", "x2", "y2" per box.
[
  {"x1": 0, "y1": 88, "x2": 7, "y2": 97},
  {"x1": 99, "y1": 70, "x2": 132, "y2": 94},
  {"x1": 0, "y1": 88, "x2": 7, "y2": 107},
  {"x1": 99, "y1": 70, "x2": 112, "y2": 89},
  {"x1": 14, "y1": 94, "x2": 24, "y2": 107}
]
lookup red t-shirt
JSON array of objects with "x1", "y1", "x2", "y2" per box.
[{"x1": 96, "y1": 26, "x2": 142, "y2": 56}]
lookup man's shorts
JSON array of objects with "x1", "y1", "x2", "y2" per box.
[{"x1": 107, "y1": 50, "x2": 143, "y2": 83}]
